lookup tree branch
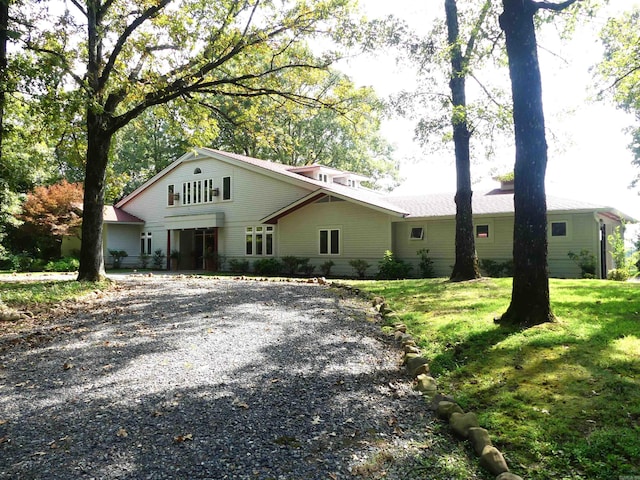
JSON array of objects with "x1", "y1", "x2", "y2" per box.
[
  {"x1": 533, "y1": 0, "x2": 580, "y2": 12},
  {"x1": 600, "y1": 64, "x2": 640, "y2": 96},
  {"x1": 100, "y1": 0, "x2": 172, "y2": 91}
]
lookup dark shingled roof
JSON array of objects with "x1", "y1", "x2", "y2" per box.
[{"x1": 385, "y1": 191, "x2": 635, "y2": 220}]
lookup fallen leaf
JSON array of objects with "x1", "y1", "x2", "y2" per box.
[
  {"x1": 312, "y1": 415, "x2": 322, "y2": 425},
  {"x1": 0, "y1": 419, "x2": 7, "y2": 426},
  {"x1": 232, "y1": 398, "x2": 249, "y2": 409},
  {"x1": 116, "y1": 428, "x2": 128, "y2": 438},
  {"x1": 174, "y1": 433, "x2": 193, "y2": 443},
  {"x1": 0, "y1": 436, "x2": 9, "y2": 444},
  {"x1": 63, "y1": 362, "x2": 74, "y2": 370}
]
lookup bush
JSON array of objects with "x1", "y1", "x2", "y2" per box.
[
  {"x1": 229, "y1": 259, "x2": 250, "y2": 273},
  {"x1": 152, "y1": 249, "x2": 165, "y2": 269},
  {"x1": 568, "y1": 249, "x2": 596, "y2": 278},
  {"x1": 479, "y1": 258, "x2": 513, "y2": 277},
  {"x1": 108, "y1": 249, "x2": 128, "y2": 269},
  {"x1": 349, "y1": 259, "x2": 370, "y2": 279},
  {"x1": 43, "y1": 257, "x2": 80, "y2": 272},
  {"x1": 297, "y1": 258, "x2": 315, "y2": 276},
  {"x1": 607, "y1": 268, "x2": 630, "y2": 282},
  {"x1": 139, "y1": 254, "x2": 150, "y2": 269},
  {"x1": 253, "y1": 258, "x2": 282, "y2": 275},
  {"x1": 377, "y1": 251, "x2": 412, "y2": 280},
  {"x1": 9, "y1": 252, "x2": 35, "y2": 272},
  {"x1": 417, "y1": 248, "x2": 435, "y2": 278},
  {"x1": 281, "y1": 256, "x2": 301, "y2": 276},
  {"x1": 319, "y1": 260, "x2": 334, "y2": 277}
]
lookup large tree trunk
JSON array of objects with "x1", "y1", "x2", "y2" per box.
[
  {"x1": 446, "y1": 0, "x2": 480, "y2": 282},
  {"x1": 77, "y1": 111, "x2": 112, "y2": 281},
  {"x1": 498, "y1": 0, "x2": 554, "y2": 326}
]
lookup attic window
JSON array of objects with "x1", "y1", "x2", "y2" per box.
[
  {"x1": 551, "y1": 221, "x2": 567, "y2": 237},
  {"x1": 410, "y1": 227, "x2": 424, "y2": 240},
  {"x1": 194, "y1": 168, "x2": 202, "y2": 174},
  {"x1": 476, "y1": 224, "x2": 490, "y2": 238}
]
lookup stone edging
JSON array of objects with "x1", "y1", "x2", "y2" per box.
[{"x1": 331, "y1": 283, "x2": 524, "y2": 480}]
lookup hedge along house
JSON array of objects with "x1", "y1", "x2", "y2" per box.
[{"x1": 88, "y1": 148, "x2": 634, "y2": 278}]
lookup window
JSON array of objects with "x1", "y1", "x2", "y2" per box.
[
  {"x1": 222, "y1": 176, "x2": 232, "y2": 201},
  {"x1": 551, "y1": 221, "x2": 567, "y2": 237},
  {"x1": 180, "y1": 178, "x2": 216, "y2": 205},
  {"x1": 320, "y1": 229, "x2": 340, "y2": 255},
  {"x1": 410, "y1": 227, "x2": 424, "y2": 240},
  {"x1": 168, "y1": 184, "x2": 176, "y2": 206},
  {"x1": 318, "y1": 173, "x2": 328, "y2": 183},
  {"x1": 245, "y1": 226, "x2": 274, "y2": 256},
  {"x1": 476, "y1": 224, "x2": 490, "y2": 238},
  {"x1": 140, "y1": 232, "x2": 152, "y2": 255},
  {"x1": 194, "y1": 167, "x2": 202, "y2": 174}
]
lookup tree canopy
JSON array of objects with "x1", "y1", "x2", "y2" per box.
[
  {"x1": 596, "y1": 6, "x2": 640, "y2": 189},
  {"x1": 11, "y1": 0, "x2": 374, "y2": 280}
]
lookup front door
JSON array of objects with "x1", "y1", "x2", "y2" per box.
[{"x1": 194, "y1": 229, "x2": 218, "y2": 270}]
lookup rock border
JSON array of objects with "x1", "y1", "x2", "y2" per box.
[{"x1": 331, "y1": 284, "x2": 524, "y2": 480}]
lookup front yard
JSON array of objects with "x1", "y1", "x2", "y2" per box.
[{"x1": 348, "y1": 277, "x2": 640, "y2": 479}]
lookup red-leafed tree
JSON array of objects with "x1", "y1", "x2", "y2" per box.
[{"x1": 19, "y1": 180, "x2": 84, "y2": 257}]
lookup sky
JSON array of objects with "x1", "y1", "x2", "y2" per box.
[{"x1": 339, "y1": 1, "x2": 640, "y2": 224}]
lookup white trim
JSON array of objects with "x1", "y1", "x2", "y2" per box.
[{"x1": 319, "y1": 227, "x2": 341, "y2": 255}]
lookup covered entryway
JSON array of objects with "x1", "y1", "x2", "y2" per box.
[{"x1": 177, "y1": 228, "x2": 218, "y2": 270}]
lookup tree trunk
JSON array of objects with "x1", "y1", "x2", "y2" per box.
[
  {"x1": 77, "y1": 111, "x2": 113, "y2": 281},
  {"x1": 446, "y1": 0, "x2": 480, "y2": 282},
  {"x1": 498, "y1": 0, "x2": 554, "y2": 326}
]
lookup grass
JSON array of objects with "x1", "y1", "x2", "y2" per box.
[
  {"x1": 0, "y1": 279, "x2": 110, "y2": 307},
  {"x1": 0, "y1": 277, "x2": 112, "y2": 335},
  {"x1": 347, "y1": 277, "x2": 640, "y2": 480}
]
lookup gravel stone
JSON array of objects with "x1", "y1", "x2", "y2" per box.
[{"x1": 0, "y1": 275, "x2": 488, "y2": 479}]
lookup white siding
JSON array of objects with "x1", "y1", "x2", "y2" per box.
[
  {"x1": 277, "y1": 198, "x2": 393, "y2": 277},
  {"x1": 118, "y1": 154, "x2": 312, "y2": 264},
  {"x1": 104, "y1": 224, "x2": 142, "y2": 268},
  {"x1": 392, "y1": 219, "x2": 456, "y2": 277},
  {"x1": 392, "y1": 212, "x2": 605, "y2": 279}
]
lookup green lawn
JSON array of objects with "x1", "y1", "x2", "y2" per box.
[{"x1": 347, "y1": 277, "x2": 640, "y2": 480}]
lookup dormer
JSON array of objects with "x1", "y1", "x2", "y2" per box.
[
  {"x1": 287, "y1": 164, "x2": 369, "y2": 189},
  {"x1": 488, "y1": 173, "x2": 515, "y2": 195}
]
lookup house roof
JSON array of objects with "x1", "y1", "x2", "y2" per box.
[
  {"x1": 113, "y1": 148, "x2": 635, "y2": 224},
  {"x1": 103, "y1": 206, "x2": 144, "y2": 224},
  {"x1": 386, "y1": 191, "x2": 637, "y2": 222}
]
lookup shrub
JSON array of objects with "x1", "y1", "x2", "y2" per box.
[
  {"x1": 108, "y1": 249, "x2": 128, "y2": 269},
  {"x1": 297, "y1": 258, "x2": 315, "y2": 276},
  {"x1": 377, "y1": 251, "x2": 412, "y2": 280},
  {"x1": 229, "y1": 259, "x2": 250, "y2": 273},
  {"x1": 608, "y1": 225, "x2": 628, "y2": 270},
  {"x1": 139, "y1": 254, "x2": 150, "y2": 269},
  {"x1": 479, "y1": 258, "x2": 513, "y2": 277},
  {"x1": 281, "y1": 256, "x2": 301, "y2": 276},
  {"x1": 152, "y1": 249, "x2": 166, "y2": 269},
  {"x1": 607, "y1": 268, "x2": 630, "y2": 282},
  {"x1": 349, "y1": 259, "x2": 370, "y2": 279},
  {"x1": 568, "y1": 249, "x2": 596, "y2": 278},
  {"x1": 43, "y1": 257, "x2": 80, "y2": 272},
  {"x1": 9, "y1": 252, "x2": 35, "y2": 272},
  {"x1": 319, "y1": 260, "x2": 335, "y2": 277},
  {"x1": 253, "y1": 258, "x2": 282, "y2": 275},
  {"x1": 417, "y1": 248, "x2": 435, "y2": 278}
]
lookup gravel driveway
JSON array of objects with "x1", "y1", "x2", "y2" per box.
[{"x1": 0, "y1": 275, "x2": 486, "y2": 479}]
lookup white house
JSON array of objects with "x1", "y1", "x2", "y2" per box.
[{"x1": 66, "y1": 148, "x2": 635, "y2": 278}]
